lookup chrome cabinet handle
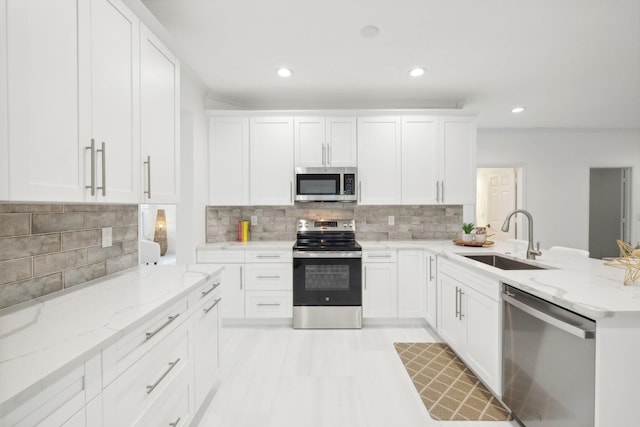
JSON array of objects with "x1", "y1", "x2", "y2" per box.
[
  {"x1": 455, "y1": 287, "x2": 460, "y2": 319},
  {"x1": 459, "y1": 289, "x2": 464, "y2": 319},
  {"x1": 201, "y1": 282, "x2": 220, "y2": 297},
  {"x1": 203, "y1": 298, "x2": 222, "y2": 314},
  {"x1": 85, "y1": 139, "x2": 96, "y2": 195},
  {"x1": 256, "y1": 255, "x2": 281, "y2": 259},
  {"x1": 145, "y1": 314, "x2": 180, "y2": 341},
  {"x1": 436, "y1": 181, "x2": 440, "y2": 203},
  {"x1": 368, "y1": 254, "x2": 392, "y2": 258},
  {"x1": 257, "y1": 275, "x2": 281, "y2": 279},
  {"x1": 358, "y1": 182, "x2": 362, "y2": 203},
  {"x1": 327, "y1": 144, "x2": 331, "y2": 166},
  {"x1": 290, "y1": 181, "x2": 293, "y2": 203},
  {"x1": 169, "y1": 417, "x2": 181, "y2": 427},
  {"x1": 240, "y1": 266, "x2": 243, "y2": 290},
  {"x1": 322, "y1": 143, "x2": 326, "y2": 166},
  {"x1": 146, "y1": 357, "x2": 180, "y2": 394},
  {"x1": 144, "y1": 155, "x2": 151, "y2": 199},
  {"x1": 97, "y1": 142, "x2": 106, "y2": 196},
  {"x1": 257, "y1": 302, "x2": 281, "y2": 306},
  {"x1": 441, "y1": 181, "x2": 445, "y2": 203},
  {"x1": 429, "y1": 256, "x2": 435, "y2": 281}
]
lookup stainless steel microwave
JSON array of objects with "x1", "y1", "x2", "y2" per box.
[{"x1": 295, "y1": 167, "x2": 357, "y2": 202}]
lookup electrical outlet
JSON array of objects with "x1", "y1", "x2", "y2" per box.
[
  {"x1": 388, "y1": 215, "x2": 395, "y2": 226},
  {"x1": 251, "y1": 216, "x2": 258, "y2": 225},
  {"x1": 102, "y1": 227, "x2": 112, "y2": 248}
]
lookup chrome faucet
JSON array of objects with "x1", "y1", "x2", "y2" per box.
[{"x1": 501, "y1": 209, "x2": 542, "y2": 260}]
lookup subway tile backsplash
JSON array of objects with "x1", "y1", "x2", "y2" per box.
[
  {"x1": 206, "y1": 204, "x2": 462, "y2": 242},
  {"x1": 0, "y1": 203, "x2": 138, "y2": 310}
]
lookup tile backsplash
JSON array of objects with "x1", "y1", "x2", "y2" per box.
[
  {"x1": 0, "y1": 203, "x2": 138, "y2": 310},
  {"x1": 206, "y1": 204, "x2": 463, "y2": 242}
]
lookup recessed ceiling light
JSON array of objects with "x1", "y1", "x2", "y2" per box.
[
  {"x1": 511, "y1": 106, "x2": 525, "y2": 113},
  {"x1": 277, "y1": 68, "x2": 292, "y2": 78},
  {"x1": 361, "y1": 25, "x2": 380, "y2": 38},
  {"x1": 409, "y1": 67, "x2": 425, "y2": 77}
]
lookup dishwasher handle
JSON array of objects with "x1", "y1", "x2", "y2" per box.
[{"x1": 503, "y1": 291, "x2": 596, "y2": 340}]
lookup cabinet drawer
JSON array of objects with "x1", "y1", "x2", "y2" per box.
[
  {"x1": 103, "y1": 298, "x2": 188, "y2": 385},
  {"x1": 439, "y1": 258, "x2": 500, "y2": 301},
  {"x1": 245, "y1": 249, "x2": 292, "y2": 263},
  {"x1": 1, "y1": 364, "x2": 85, "y2": 427},
  {"x1": 133, "y1": 366, "x2": 192, "y2": 427},
  {"x1": 245, "y1": 291, "x2": 292, "y2": 318},
  {"x1": 190, "y1": 273, "x2": 222, "y2": 309},
  {"x1": 363, "y1": 250, "x2": 397, "y2": 263},
  {"x1": 103, "y1": 322, "x2": 190, "y2": 427},
  {"x1": 197, "y1": 249, "x2": 244, "y2": 264},
  {"x1": 245, "y1": 264, "x2": 292, "y2": 290}
]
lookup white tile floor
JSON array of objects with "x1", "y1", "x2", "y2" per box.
[{"x1": 196, "y1": 325, "x2": 519, "y2": 427}]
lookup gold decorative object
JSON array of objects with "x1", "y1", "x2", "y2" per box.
[
  {"x1": 153, "y1": 209, "x2": 168, "y2": 256},
  {"x1": 604, "y1": 240, "x2": 640, "y2": 285}
]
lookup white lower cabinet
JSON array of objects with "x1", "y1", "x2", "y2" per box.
[
  {"x1": 437, "y1": 258, "x2": 501, "y2": 394},
  {"x1": 197, "y1": 247, "x2": 293, "y2": 320},
  {"x1": 424, "y1": 251, "x2": 438, "y2": 328},
  {"x1": 397, "y1": 250, "x2": 425, "y2": 318},
  {"x1": 193, "y1": 285, "x2": 222, "y2": 408},
  {"x1": 363, "y1": 250, "x2": 398, "y2": 318}
]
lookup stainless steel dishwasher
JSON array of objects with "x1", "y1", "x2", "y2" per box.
[{"x1": 502, "y1": 284, "x2": 596, "y2": 427}]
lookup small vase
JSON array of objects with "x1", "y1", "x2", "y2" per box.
[
  {"x1": 462, "y1": 233, "x2": 473, "y2": 243},
  {"x1": 475, "y1": 234, "x2": 487, "y2": 243}
]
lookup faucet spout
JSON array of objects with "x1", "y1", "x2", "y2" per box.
[{"x1": 501, "y1": 209, "x2": 542, "y2": 260}]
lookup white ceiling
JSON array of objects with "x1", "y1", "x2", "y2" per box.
[{"x1": 141, "y1": 0, "x2": 640, "y2": 128}]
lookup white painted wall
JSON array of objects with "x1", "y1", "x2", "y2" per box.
[
  {"x1": 176, "y1": 70, "x2": 208, "y2": 264},
  {"x1": 477, "y1": 128, "x2": 640, "y2": 252}
]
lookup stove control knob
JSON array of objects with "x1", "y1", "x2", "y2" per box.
[{"x1": 325, "y1": 296, "x2": 330, "y2": 302}]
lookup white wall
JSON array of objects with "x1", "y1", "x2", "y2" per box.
[
  {"x1": 176, "y1": 70, "x2": 208, "y2": 264},
  {"x1": 477, "y1": 128, "x2": 640, "y2": 251}
]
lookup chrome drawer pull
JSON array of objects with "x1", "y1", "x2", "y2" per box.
[
  {"x1": 144, "y1": 155, "x2": 151, "y2": 199},
  {"x1": 201, "y1": 282, "x2": 221, "y2": 297},
  {"x1": 257, "y1": 275, "x2": 281, "y2": 279},
  {"x1": 257, "y1": 303, "x2": 281, "y2": 307},
  {"x1": 97, "y1": 141, "x2": 106, "y2": 196},
  {"x1": 145, "y1": 314, "x2": 180, "y2": 341},
  {"x1": 146, "y1": 357, "x2": 181, "y2": 394},
  {"x1": 256, "y1": 255, "x2": 281, "y2": 259},
  {"x1": 169, "y1": 417, "x2": 181, "y2": 427},
  {"x1": 85, "y1": 139, "x2": 96, "y2": 195},
  {"x1": 203, "y1": 298, "x2": 222, "y2": 314},
  {"x1": 368, "y1": 254, "x2": 392, "y2": 258}
]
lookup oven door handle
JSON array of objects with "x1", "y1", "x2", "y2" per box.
[
  {"x1": 293, "y1": 251, "x2": 362, "y2": 259},
  {"x1": 503, "y1": 292, "x2": 595, "y2": 339}
]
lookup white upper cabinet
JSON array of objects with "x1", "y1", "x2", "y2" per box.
[
  {"x1": 80, "y1": 0, "x2": 140, "y2": 203},
  {"x1": 401, "y1": 116, "x2": 439, "y2": 204},
  {"x1": 5, "y1": 0, "x2": 85, "y2": 202},
  {"x1": 140, "y1": 24, "x2": 180, "y2": 204},
  {"x1": 0, "y1": 0, "x2": 6, "y2": 200},
  {"x1": 440, "y1": 117, "x2": 476, "y2": 205},
  {"x1": 208, "y1": 117, "x2": 250, "y2": 206},
  {"x1": 295, "y1": 116, "x2": 356, "y2": 168},
  {"x1": 357, "y1": 117, "x2": 401, "y2": 205},
  {"x1": 249, "y1": 116, "x2": 294, "y2": 205}
]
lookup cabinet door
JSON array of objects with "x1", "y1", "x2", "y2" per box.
[
  {"x1": 437, "y1": 273, "x2": 465, "y2": 352},
  {"x1": 294, "y1": 116, "x2": 325, "y2": 167},
  {"x1": 220, "y1": 264, "x2": 245, "y2": 318},
  {"x1": 401, "y1": 116, "x2": 438, "y2": 204},
  {"x1": 464, "y1": 287, "x2": 501, "y2": 394},
  {"x1": 357, "y1": 117, "x2": 401, "y2": 205},
  {"x1": 363, "y1": 262, "x2": 398, "y2": 318},
  {"x1": 424, "y1": 253, "x2": 437, "y2": 328},
  {"x1": 83, "y1": 0, "x2": 140, "y2": 203},
  {"x1": 140, "y1": 25, "x2": 180, "y2": 204},
  {"x1": 440, "y1": 117, "x2": 476, "y2": 205},
  {"x1": 249, "y1": 116, "x2": 294, "y2": 205},
  {"x1": 194, "y1": 293, "x2": 221, "y2": 408},
  {"x1": 6, "y1": 0, "x2": 85, "y2": 202},
  {"x1": 326, "y1": 117, "x2": 356, "y2": 167},
  {"x1": 208, "y1": 117, "x2": 250, "y2": 205},
  {"x1": 398, "y1": 250, "x2": 424, "y2": 318},
  {"x1": 0, "y1": 0, "x2": 7, "y2": 200}
]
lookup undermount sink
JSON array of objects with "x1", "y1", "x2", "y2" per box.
[{"x1": 462, "y1": 254, "x2": 549, "y2": 270}]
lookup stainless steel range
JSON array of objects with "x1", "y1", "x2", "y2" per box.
[{"x1": 292, "y1": 219, "x2": 362, "y2": 329}]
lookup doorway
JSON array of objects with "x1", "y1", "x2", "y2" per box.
[
  {"x1": 476, "y1": 167, "x2": 523, "y2": 240},
  {"x1": 589, "y1": 167, "x2": 631, "y2": 259}
]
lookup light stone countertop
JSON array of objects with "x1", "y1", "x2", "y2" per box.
[{"x1": 0, "y1": 264, "x2": 223, "y2": 408}]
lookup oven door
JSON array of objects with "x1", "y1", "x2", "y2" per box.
[{"x1": 293, "y1": 252, "x2": 362, "y2": 306}]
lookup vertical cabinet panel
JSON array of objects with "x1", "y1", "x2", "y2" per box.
[
  {"x1": 0, "y1": 0, "x2": 7, "y2": 200},
  {"x1": 249, "y1": 117, "x2": 294, "y2": 205},
  {"x1": 401, "y1": 116, "x2": 438, "y2": 204},
  {"x1": 398, "y1": 250, "x2": 424, "y2": 318},
  {"x1": 357, "y1": 117, "x2": 401, "y2": 205},
  {"x1": 363, "y1": 262, "x2": 398, "y2": 318},
  {"x1": 6, "y1": 0, "x2": 84, "y2": 201},
  {"x1": 326, "y1": 117, "x2": 357, "y2": 167},
  {"x1": 424, "y1": 252, "x2": 437, "y2": 328},
  {"x1": 294, "y1": 116, "x2": 326, "y2": 167},
  {"x1": 86, "y1": 0, "x2": 140, "y2": 203},
  {"x1": 440, "y1": 118, "x2": 476, "y2": 204},
  {"x1": 437, "y1": 273, "x2": 465, "y2": 351},
  {"x1": 140, "y1": 25, "x2": 180, "y2": 203},
  {"x1": 208, "y1": 117, "x2": 250, "y2": 205}
]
